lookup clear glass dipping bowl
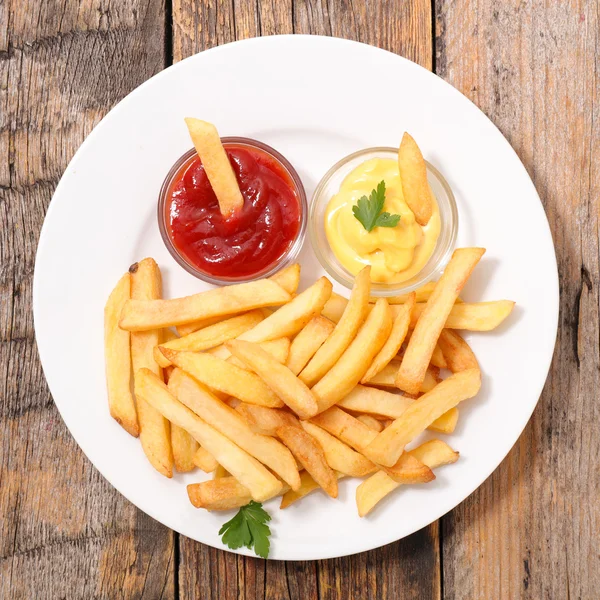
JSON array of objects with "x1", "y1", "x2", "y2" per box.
[
  {"x1": 158, "y1": 137, "x2": 307, "y2": 285},
  {"x1": 309, "y1": 147, "x2": 458, "y2": 297}
]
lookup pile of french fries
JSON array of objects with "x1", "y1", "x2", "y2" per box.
[{"x1": 105, "y1": 249, "x2": 514, "y2": 516}]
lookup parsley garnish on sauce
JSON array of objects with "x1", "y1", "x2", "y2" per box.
[
  {"x1": 351, "y1": 180, "x2": 401, "y2": 232},
  {"x1": 219, "y1": 501, "x2": 272, "y2": 558}
]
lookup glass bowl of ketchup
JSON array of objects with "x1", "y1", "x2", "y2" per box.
[{"x1": 158, "y1": 138, "x2": 307, "y2": 284}]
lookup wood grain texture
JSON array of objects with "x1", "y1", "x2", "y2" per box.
[
  {"x1": 172, "y1": 2, "x2": 436, "y2": 599},
  {"x1": 436, "y1": 1, "x2": 600, "y2": 598},
  {"x1": 0, "y1": 0, "x2": 174, "y2": 598}
]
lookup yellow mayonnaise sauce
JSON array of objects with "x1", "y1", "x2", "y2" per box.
[{"x1": 325, "y1": 158, "x2": 440, "y2": 284}]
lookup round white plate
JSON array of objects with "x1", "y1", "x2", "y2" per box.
[{"x1": 34, "y1": 35, "x2": 558, "y2": 560}]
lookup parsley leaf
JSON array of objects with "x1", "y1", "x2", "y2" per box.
[
  {"x1": 218, "y1": 501, "x2": 272, "y2": 558},
  {"x1": 351, "y1": 180, "x2": 401, "y2": 232}
]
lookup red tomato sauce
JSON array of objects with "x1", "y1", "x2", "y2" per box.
[{"x1": 166, "y1": 144, "x2": 301, "y2": 279}]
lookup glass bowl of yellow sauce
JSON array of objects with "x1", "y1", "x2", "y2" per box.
[{"x1": 309, "y1": 147, "x2": 458, "y2": 297}]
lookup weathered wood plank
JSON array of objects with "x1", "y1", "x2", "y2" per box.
[
  {"x1": 172, "y1": 2, "x2": 436, "y2": 598},
  {"x1": 0, "y1": 1, "x2": 174, "y2": 598},
  {"x1": 436, "y1": 1, "x2": 600, "y2": 598}
]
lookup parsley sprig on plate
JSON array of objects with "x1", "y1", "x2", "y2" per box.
[
  {"x1": 219, "y1": 501, "x2": 272, "y2": 558},
  {"x1": 351, "y1": 180, "x2": 401, "y2": 232}
]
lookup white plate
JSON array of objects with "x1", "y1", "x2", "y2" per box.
[{"x1": 33, "y1": 35, "x2": 558, "y2": 560}]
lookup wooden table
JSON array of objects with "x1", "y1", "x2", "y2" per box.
[{"x1": 1, "y1": 1, "x2": 598, "y2": 598}]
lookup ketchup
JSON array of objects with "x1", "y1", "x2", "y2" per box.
[{"x1": 166, "y1": 144, "x2": 301, "y2": 279}]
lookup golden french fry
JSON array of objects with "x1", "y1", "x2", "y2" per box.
[
  {"x1": 429, "y1": 407, "x2": 459, "y2": 434},
  {"x1": 237, "y1": 277, "x2": 333, "y2": 344},
  {"x1": 321, "y1": 292, "x2": 349, "y2": 323},
  {"x1": 365, "y1": 368, "x2": 481, "y2": 466},
  {"x1": 277, "y1": 424, "x2": 338, "y2": 498},
  {"x1": 193, "y1": 446, "x2": 218, "y2": 472},
  {"x1": 438, "y1": 329, "x2": 480, "y2": 372},
  {"x1": 356, "y1": 414, "x2": 384, "y2": 432},
  {"x1": 431, "y1": 342, "x2": 448, "y2": 369},
  {"x1": 286, "y1": 316, "x2": 335, "y2": 375},
  {"x1": 409, "y1": 300, "x2": 515, "y2": 331},
  {"x1": 280, "y1": 470, "x2": 345, "y2": 509},
  {"x1": 226, "y1": 337, "x2": 290, "y2": 369},
  {"x1": 312, "y1": 298, "x2": 393, "y2": 413},
  {"x1": 364, "y1": 360, "x2": 438, "y2": 393},
  {"x1": 300, "y1": 421, "x2": 376, "y2": 477},
  {"x1": 161, "y1": 348, "x2": 284, "y2": 408},
  {"x1": 104, "y1": 273, "x2": 139, "y2": 437},
  {"x1": 361, "y1": 293, "x2": 415, "y2": 383},
  {"x1": 356, "y1": 440, "x2": 459, "y2": 516},
  {"x1": 177, "y1": 267, "x2": 300, "y2": 337},
  {"x1": 339, "y1": 384, "x2": 458, "y2": 434},
  {"x1": 310, "y1": 407, "x2": 433, "y2": 484},
  {"x1": 185, "y1": 118, "x2": 243, "y2": 216},
  {"x1": 235, "y1": 403, "x2": 300, "y2": 436},
  {"x1": 120, "y1": 279, "x2": 291, "y2": 332},
  {"x1": 398, "y1": 132, "x2": 432, "y2": 226},
  {"x1": 213, "y1": 464, "x2": 230, "y2": 479},
  {"x1": 168, "y1": 369, "x2": 300, "y2": 490},
  {"x1": 130, "y1": 259, "x2": 173, "y2": 478},
  {"x1": 396, "y1": 248, "x2": 485, "y2": 394},
  {"x1": 171, "y1": 424, "x2": 199, "y2": 472},
  {"x1": 188, "y1": 478, "x2": 252, "y2": 510},
  {"x1": 270, "y1": 263, "x2": 301, "y2": 295},
  {"x1": 300, "y1": 266, "x2": 371, "y2": 387},
  {"x1": 227, "y1": 340, "x2": 319, "y2": 419},
  {"x1": 155, "y1": 310, "x2": 265, "y2": 368},
  {"x1": 135, "y1": 369, "x2": 282, "y2": 501}
]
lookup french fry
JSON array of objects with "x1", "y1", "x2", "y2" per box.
[
  {"x1": 409, "y1": 300, "x2": 515, "y2": 331},
  {"x1": 227, "y1": 340, "x2": 319, "y2": 419},
  {"x1": 398, "y1": 132, "x2": 432, "y2": 226},
  {"x1": 356, "y1": 414, "x2": 384, "y2": 432},
  {"x1": 431, "y1": 342, "x2": 448, "y2": 369},
  {"x1": 213, "y1": 464, "x2": 230, "y2": 479},
  {"x1": 188, "y1": 478, "x2": 252, "y2": 510},
  {"x1": 361, "y1": 293, "x2": 415, "y2": 383},
  {"x1": 365, "y1": 360, "x2": 438, "y2": 393},
  {"x1": 227, "y1": 337, "x2": 290, "y2": 369},
  {"x1": 193, "y1": 446, "x2": 218, "y2": 472},
  {"x1": 130, "y1": 259, "x2": 173, "y2": 478},
  {"x1": 176, "y1": 266, "x2": 300, "y2": 337},
  {"x1": 237, "y1": 277, "x2": 333, "y2": 344},
  {"x1": 270, "y1": 263, "x2": 301, "y2": 296},
  {"x1": 356, "y1": 440, "x2": 459, "y2": 516},
  {"x1": 438, "y1": 329, "x2": 480, "y2": 372},
  {"x1": 396, "y1": 248, "x2": 485, "y2": 394},
  {"x1": 339, "y1": 384, "x2": 458, "y2": 434},
  {"x1": 299, "y1": 266, "x2": 370, "y2": 387},
  {"x1": 365, "y1": 368, "x2": 481, "y2": 466},
  {"x1": 104, "y1": 273, "x2": 139, "y2": 437},
  {"x1": 310, "y1": 407, "x2": 433, "y2": 484},
  {"x1": 321, "y1": 292, "x2": 349, "y2": 323},
  {"x1": 171, "y1": 424, "x2": 199, "y2": 472},
  {"x1": 277, "y1": 425, "x2": 338, "y2": 498},
  {"x1": 312, "y1": 298, "x2": 393, "y2": 413},
  {"x1": 154, "y1": 311, "x2": 265, "y2": 368},
  {"x1": 372, "y1": 281, "x2": 438, "y2": 305},
  {"x1": 135, "y1": 369, "x2": 282, "y2": 501},
  {"x1": 429, "y1": 407, "x2": 459, "y2": 434},
  {"x1": 235, "y1": 403, "x2": 300, "y2": 436},
  {"x1": 168, "y1": 369, "x2": 301, "y2": 490},
  {"x1": 120, "y1": 279, "x2": 291, "y2": 331},
  {"x1": 286, "y1": 316, "x2": 335, "y2": 375},
  {"x1": 161, "y1": 348, "x2": 284, "y2": 408},
  {"x1": 185, "y1": 118, "x2": 243, "y2": 216},
  {"x1": 280, "y1": 471, "x2": 345, "y2": 509},
  {"x1": 300, "y1": 421, "x2": 376, "y2": 477}
]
